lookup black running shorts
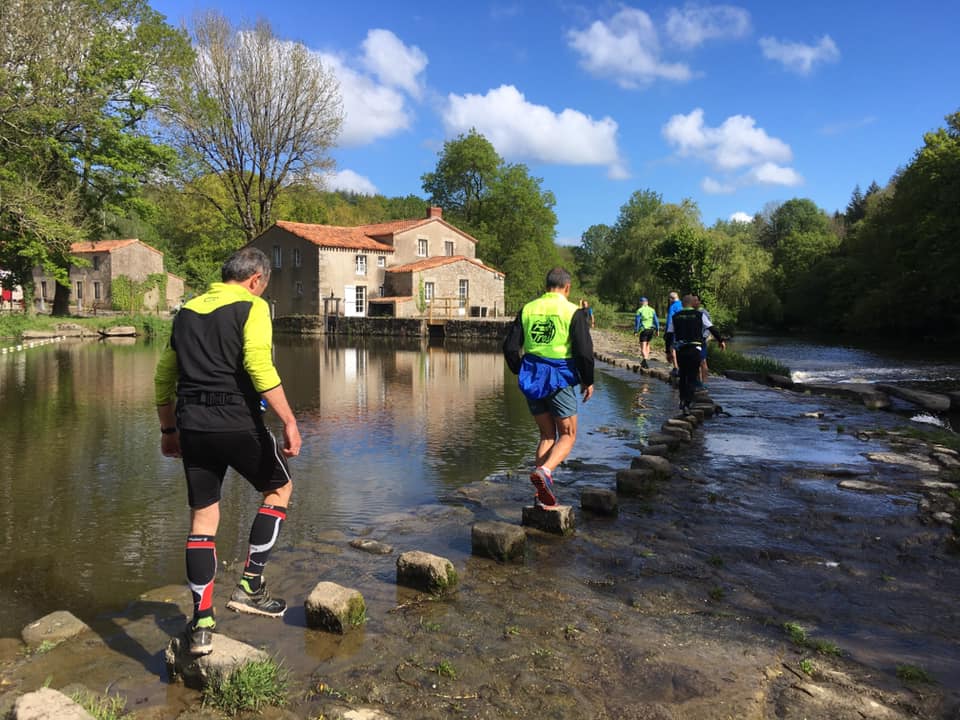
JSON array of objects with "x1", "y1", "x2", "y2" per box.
[
  {"x1": 180, "y1": 427, "x2": 291, "y2": 509},
  {"x1": 637, "y1": 329, "x2": 654, "y2": 343}
]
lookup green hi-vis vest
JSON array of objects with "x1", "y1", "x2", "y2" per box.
[
  {"x1": 635, "y1": 305, "x2": 656, "y2": 330},
  {"x1": 522, "y1": 292, "x2": 578, "y2": 359}
]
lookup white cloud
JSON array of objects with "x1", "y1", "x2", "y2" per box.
[
  {"x1": 663, "y1": 108, "x2": 792, "y2": 170},
  {"x1": 664, "y1": 108, "x2": 802, "y2": 190},
  {"x1": 665, "y1": 4, "x2": 751, "y2": 49},
  {"x1": 746, "y1": 162, "x2": 803, "y2": 186},
  {"x1": 760, "y1": 35, "x2": 839, "y2": 75},
  {"x1": 702, "y1": 177, "x2": 735, "y2": 194},
  {"x1": 442, "y1": 84, "x2": 627, "y2": 178},
  {"x1": 361, "y1": 29, "x2": 427, "y2": 99},
  {"x1": 729, "y1": 211, "x2": 753, "y2": 223},
  {"x1": 820, "y1": 115, "x2": 876, "y2": 136},
  {"x1": 567, "y1": 7, "x2": 692, "y2": 89},
  {"x1": 324, "y1": 169, "x2": 378, "y2": 195}
]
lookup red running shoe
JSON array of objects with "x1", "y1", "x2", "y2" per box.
[{"x1": 530, "y1": 466, "x2": 557, "y2": 507}]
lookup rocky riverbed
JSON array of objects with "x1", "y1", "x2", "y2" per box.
[{"x1": 1, "y1": 330, "x2": 958, "y2": 719}]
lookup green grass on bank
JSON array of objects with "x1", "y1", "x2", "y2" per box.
[
  {"x1": 0, "y1": 313, "x2": 171, "y2": 341},
  {"x1": 707, "y1": 346, "x2": 791, "y2": 377}
]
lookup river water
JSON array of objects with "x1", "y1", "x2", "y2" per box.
[{"x1": 0, "y1": 336, "x2": 669, "y2": 638}]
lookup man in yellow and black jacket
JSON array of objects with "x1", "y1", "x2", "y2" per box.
[
  {"x1": 503, "y1": 268, "x2": 594, "y2": 507},
  {"x1": 155, "y1": 247, "x2": 301, "y2": 656}
]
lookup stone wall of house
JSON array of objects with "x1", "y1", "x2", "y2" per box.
[
  {"x1": 443, "y1": 319, "x2": 513, "y2": 339},
  {"x1": 391, "y1": 221, "x2": 477, "y2": 266},
  {"x1": 415, "y1": 260, "x2": 506, "y2": 318},
  {"x1": 166, "y1": 274, "x2": 185, "y2": 308}
]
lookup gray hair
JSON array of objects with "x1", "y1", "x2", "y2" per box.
[
  {"x1": 222, "y1": 247, "x2": 271, "y2": 283},
  {"x1": 545, "y1": 267, "x2": 572, "y2": 290}
]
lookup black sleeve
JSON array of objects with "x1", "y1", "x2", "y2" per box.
[
  {"x1": 570, "y1": 309, "x2": 595, "y2": 387},
  {"x1": 502, "y1": 311, "x2": 524, "y2": 375},
  {"x1": 707, "y1": 325, "x2": 723, "y2": 342}
]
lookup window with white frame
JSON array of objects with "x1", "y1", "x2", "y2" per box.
[
  {"x1": 356, "y1": 255, "x2": 367, "y2": 275},
  {"x1": 293, "y1": 247, "x2": 301, "y2": 267},
  {"x1": 445, "y1": 240, "x2": 454, "y2": 256},
  {"x1": 272, "y1": 246, "x2": 282, "y2": 268},
  {"x1": 355, "y1": 285, "x2": 366, "y2": 314},
  {"x1": 40, "y1": 281, "x2": 47, "y2": 299},
  {"x1": 417, "y1": 238, "x2": 428, "y2": 256},
  {"x1": 377, "y1": 256, "x2": 386, "y2": 268},
  {"x1": 424, "y1": 281, "x2": 434, "y2": 303},
  {"x1": 458, "y1": 279, "x2": 468, "y2": 307}
]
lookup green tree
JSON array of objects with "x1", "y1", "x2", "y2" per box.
[
  {"x1": 421, "y1": 130, "x2": 500, "y2": 228},
  {"x1": 571, "y1": 224, "x2": 612, "y2": 293}
]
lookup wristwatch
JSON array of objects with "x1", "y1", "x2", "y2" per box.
[{"x1": 161, "y1": 426, "x2": 178, "y2": 435}]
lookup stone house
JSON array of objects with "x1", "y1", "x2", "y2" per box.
[
  {"x1": 32, "y1": 239, "x2": 185, "y2": 312},
  {"x1": 248, "y1": 207, "x2": 505, "y2": 318}
]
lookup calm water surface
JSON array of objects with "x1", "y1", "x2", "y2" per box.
[{"x1": 0, "y1": 336, "x2": 657, "y2": 637}]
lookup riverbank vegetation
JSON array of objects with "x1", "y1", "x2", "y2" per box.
[
  {"x1": 0, "y1": 2, "x2": 955, "y2": 341},
  {"x1": 706, "y1": 346, "x2": 791, "y2": 378},
  {"x1": 0, "y1": 313, "x2": 170, "y2": 341}
]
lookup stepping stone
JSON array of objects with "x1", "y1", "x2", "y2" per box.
[
  {"x1": 22, "y1": 610, "x2": 89, "y2": 648},
  {"x1": 659, "y1": 424, "x2": 691, "y2": 442},
  {"x1": 646, "y1": 432, "x2": 682, "y2": 448},
  {"x1": 305, "y1": 582, "x2": 366, "y2": 633},
  {"x1": 691, "y1": 403, "x2": 715, "y2": 418},
  {"x1": 679, "y1": 413, "x2": 700, "y2": 427},
  {"x1": 875, "y1": 384, "x2": 951, "y2": 413},
  {"x1": 688, "y1": 408, "x2": 705, "y2": 421},
  {"x1": 521, "y1": 505, "x2": 575, "y2": 535},
  {"x1": 471, "y1": 521, "x2": 526, "y2": 561},
  {"x1": 664, "y1": 418, "x2": 694, "y2": 432},
  {"x1": 630, "y1": 454, "x2": 672, "y2": 477},
  {"x1": 723, "y1": 369, "x2": 764, "y2": 382},
  {"x1": 580, "y1": 486, "x2": 618, "y2": 516},
  {"x1": 396, "y1": 551, "x2": 458, "y2": 593},
  {"x1": 165, "y1": 633, "x2": 269, "y2": 690},
  {"x1": 640, "y1": 443, "x2": 670, "y2": 457},
  {"x1": 616, "y1": 468, "x2": 657, "y2": 495},
  {"x1": 767, "y1": 373, "x2": 794, "y2": 389}
]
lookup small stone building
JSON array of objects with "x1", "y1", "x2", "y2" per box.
[
  {"x1": 32, "y1": 239, "x2": 183, "y2": 312},
  {"x1": 248, "y1": 207, "x2": 505, "y2": 318}
]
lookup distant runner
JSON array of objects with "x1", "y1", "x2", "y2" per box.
[
  {"x1": 666, "y1": 294, "x2": 725, "y2": 410},
  {"x1": 633, "y1": 296, "x2": 659, "y2": 369}
]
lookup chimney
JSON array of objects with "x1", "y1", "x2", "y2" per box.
[{"x1": 427, "y1": 206, "x2": 443, "y2": 219}]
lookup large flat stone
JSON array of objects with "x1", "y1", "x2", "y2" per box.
[
  {"x1": 616, "y1": 468, "x2": 657, "y2": 495},
  {"x1": 766, "y1": 374, "x2": 794, "y2": 389},
  {"x1": 875, "y1": 384, "x2": 951, "y2": 413},
  {"x1": 690, "y1": 403, "x2": 715, "y2": 418},
  {"x1": 659, "y1": 424, "x2": 692, "y2": 442},
  {"x1": 799, "y1": 383, "x2": 891, "y2": 410},
  {"x1": 664, "y1": 418, "x2": 694, "y2": 433},
  {"x1": 396, "y1": 551, "x2": 458, "y2": 593},
  {"x1": 865, "y1": 452, "x2": 940, "y2": 474},
  {"x1": 471, "y1": 521, "x2": 526, "y2": 561},
  {"x1": 579, "y1": 486, "x2": 618, "y2": 516},
  {"x1": 646, "y1": 432, "x2": 682, "y2": 448},
  {"x1": 12, "y1": 688, "x2": 93, "y2": 720},
  {"x1": 22, "y1": 611, "x2": 90, "y2": 647},
  {"x1": 305, "y1": 582, "x2": 366, "y2": 633},
  {"x1": 723, "y1": 369, "x2": 765, "y2": 383},
  {"x1": 640, "y1": 443, "x2": 671, "y2": 457},
  {"x1": 521, "y1": 505, "x2": 575, "y2": 535},
  {"x1": 349, "y1": 538, "x2": 394, "y2": 555},
  {"x1": 165, "y1": 633, "x2": 269, "y2": 690}
]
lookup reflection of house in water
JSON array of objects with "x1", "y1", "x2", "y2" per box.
[{"x1": 275, "y1": 340, "x2": 504, "y2": 445}]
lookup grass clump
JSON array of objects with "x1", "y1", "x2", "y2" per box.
[
  {"x1": 433, "y1": 659, "x2": 457, "y2": 679},
  {"x1": 70, "y1": 690, "x2": 127, "y2": 720},
  {"x1": 783, "y1": 622, "x2": 843, "y2": 656},
  {"x1": 896, "y1": 664, "x2": 936, "y2": 685},
  {"x1": 707, "y1": 346, "x2": 790, "y2": 377},
  {"x1": 799, "y1": 658, "x2": 815, "y2": 676},
  {"x1": 202, "y1": 658, "x2": 289, "y2": 715}
]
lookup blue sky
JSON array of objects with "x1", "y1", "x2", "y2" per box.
[{"x1": 150, "y1": 0, "x2": 960, "y2": 244}]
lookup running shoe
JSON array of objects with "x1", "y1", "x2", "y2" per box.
[
  {"x1": 186, "y1": 619, "x2": 215, "y2": 656},
  {"x1": 226, "y1": 581, "x2": 287, "y2": 617},
  {"x1": 530, "y1": 466, "x2": 558, "y2": 507},
  {"x1": 641, "y1": 359, "x2": 649, "y2": 369}
]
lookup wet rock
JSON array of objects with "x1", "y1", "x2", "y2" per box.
[
  {"x1": 21, "y1": 610, "x2": 90, "y2": 647},
  {"x1": 664, "y1": 418, "x2": 694, "y2": 433},
  {"x1": 680, "y1": 413, "x2": 700, "y2": 427},
  {"x1": 933, "y1": 452, "x2": 960, "y2": 469},
  {"x1": 616, "y1": 468, "x2": 657, "y2": 495},
  {"x1": 99, "y1": 325, "x2": 136, "y2": 337},
  {"x1": 659, "y1": 424, "x2": 691, "y2": 442},
  {"x1": 349, "y1": 538, "x2": 394, "y2": 555},
  {"x1": 12, "y1": 687, "x2": 94, "y2": 720},
  {"x1": 865, "y1": 452, "x2": 940, "y2": 474},
  {"x1": 471, "y1": 521, "x2": 526, "y2": 561},
  {"x1": 579, "y1": 486, "x2": 618, "y2": 516},
  {"x1": 690, "y1": 403, "x2": 715, "y2": 418},
  {"x1": 766, "y1": 373, "x2": 794, "y2": 389},
  {"x1": 343, "y1": 709, "x2": 396, "y2": 720},
  {"x1": 803, "y1": 411, "x2": 825, "y2": 419},
  {"x1": 304, "y1": 582, "x2": 366, "y2": 633},
  {"x1": 521, "y1": 505, "x2": 575, "y2": 535},
  {"x1": 630, "y1": 454, "x2": 672, "y2": 477},
  {"x1": 838, "y1": 479, "x2": 889, "y2": 493},
  {"x1": 687, "y1": 407, "x2": 705, "y2": 422},
  {"x1": 396, "y1": 551, "x2": 458, "y2": 593},
  {"x1": 641, "y1": 443, "x2": 671, "y2": 457},
  {"x1": 875, "y1": 384, "x2": 951, "y2": 413},
  {"x1": 932, "y1": 512, "x2": 954, "y2": 526},
  {"x1": 723, "y1": 369, "x2": 764, "y2": 383},
  {"x1": 648, "y1": 368, "x2": 672, "y2": 382},
  {"x1": 948, "y1": 391, "x2": 960, "y2": 411},
  {"x1": 165, "y1": 633, "x2": 269, "y2": 690},
  {"x1": 800, "y1": 382, "x2": 890, "y2": 409}
]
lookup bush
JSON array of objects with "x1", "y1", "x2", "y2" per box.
[{"x1": 202, "y1": 658, "x2": 290, "y2": 715}]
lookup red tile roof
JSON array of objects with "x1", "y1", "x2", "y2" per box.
[
  {"x1": 70, "y1": 239, "x2": 163, "y2": 255},
  {"x1": 386, "y1": 255, "x2": 503, "y2": 275},
  {"x1": 274, "y1": 221, "x2": 395, "y2": 252}
]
